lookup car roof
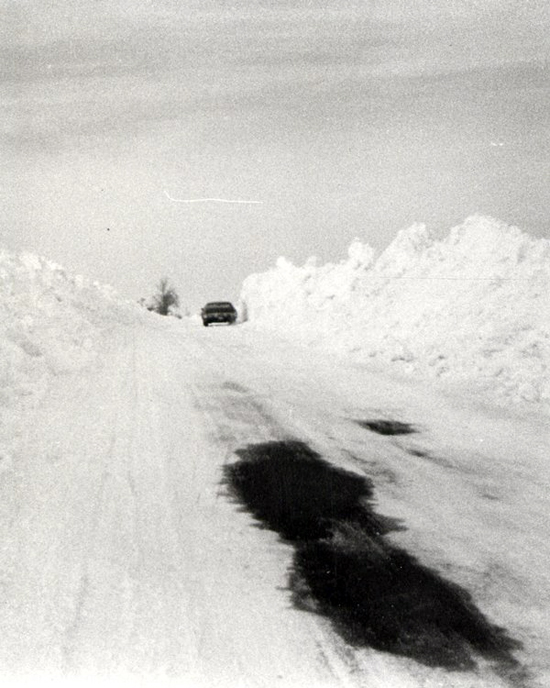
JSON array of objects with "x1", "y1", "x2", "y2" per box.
[{"x1": 203, "y1": 301, "x2": 235, "y2": 308}]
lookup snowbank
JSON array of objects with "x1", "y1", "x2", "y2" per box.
[
  {"x1": 0, "y1": 247, "x2": 141, "y2": 413},
  {"x1": 240, "y1": 216, "x2": 550, "y2": 412}
]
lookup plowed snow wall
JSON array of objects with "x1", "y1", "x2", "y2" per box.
[
  {"x1": 240, "y1": 216, "x2": 550, "y2": 410},
  {"x1": 0, "y1": 248, "x2": 141, "y2": 407}
]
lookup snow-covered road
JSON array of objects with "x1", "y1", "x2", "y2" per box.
[{"x1": 1, "y1": 318, "x2": 549, "y2": 688}]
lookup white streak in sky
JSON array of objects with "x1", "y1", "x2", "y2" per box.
[{"x1": 164, "y1": 190, "x2": 263, "y2": 205}]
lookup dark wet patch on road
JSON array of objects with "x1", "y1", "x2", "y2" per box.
[
  {"x1": 221, "y1": 381, "x2": 249, "y2": 394},
  {"x1": 356, "y1": 419, "x2": 417, "y2": 435},
  {"x1": 224, "y1": 440, "x2": 521, "y2": 673},
  {"x1": 408, "y1": 448, "x2": 429, "y2": 457},
  {"x1": 407, "y1": 448, "x2": 456, "y2": 470}
]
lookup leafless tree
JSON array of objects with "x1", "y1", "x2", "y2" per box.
[{"x1": 149, "y1": 278, "x2": 180, "y2": 316}]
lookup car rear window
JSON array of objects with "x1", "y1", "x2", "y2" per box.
[{"x1": 204, "y1": 302, "x2": 235, "y2": 312}]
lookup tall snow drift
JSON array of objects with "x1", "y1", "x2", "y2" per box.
[
  {"x1": 240, "y1": 216, "x2": 550, "y2": 412},
  {"x1": 0, "y1": 247, "x2": 141, "y2": 412}
]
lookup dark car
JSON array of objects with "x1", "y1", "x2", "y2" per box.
[{"x1": 201, "y1": 301, "x2": 237, "y2": 327}]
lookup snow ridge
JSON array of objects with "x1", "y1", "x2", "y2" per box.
[
  {"x1": 0, "y1": 247, "x2": 141, "y2": 412},
  {"x1": 240, "y1": 215, "x2": 550, "y2": 411}
]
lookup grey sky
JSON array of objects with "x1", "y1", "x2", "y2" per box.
[{"x1": 1, "y1": 0, "x2": 549, "y2": 310}]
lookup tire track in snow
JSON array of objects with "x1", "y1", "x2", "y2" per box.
[
  {"x1": 61, "y1": 572, "x2": 90, "y2": 671},
  {"x1": 61, "y1": 328, "x2": 142, "y2": 671}
]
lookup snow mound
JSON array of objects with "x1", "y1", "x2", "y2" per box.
[
  {"x1": 0, "y1": 246, "x2": 141, "y2": 411},
  {"x1": 240, "y1": 215, "x2": 550, "y2": 411}
]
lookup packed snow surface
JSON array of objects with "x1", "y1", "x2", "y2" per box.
[{"x1": 240, "y1": 215, "x2": 550, "y2": 412}]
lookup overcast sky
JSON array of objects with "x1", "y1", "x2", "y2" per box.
[{"x1": 2, "y1": 0, "x2": 549, "y2": 310}]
